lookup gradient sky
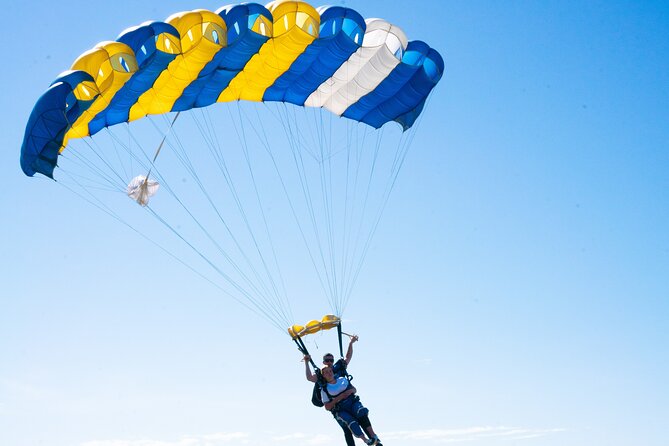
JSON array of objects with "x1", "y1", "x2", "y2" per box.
[{"x1": 1, "y1": 1, "x2": 668, "y2": 446}]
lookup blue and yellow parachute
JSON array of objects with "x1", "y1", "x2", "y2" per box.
[
  {"x1": 20, "y1": 1, "x2": 443, "y2": 178},
  {"x1": 20, "y1": 2, "x2": 444, "y2": 335}
]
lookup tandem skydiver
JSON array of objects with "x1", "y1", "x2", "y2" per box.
[{"x1": 302, "y1": 335, "x2": 382, "y2": 446}]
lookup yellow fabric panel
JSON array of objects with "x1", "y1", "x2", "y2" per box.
[
  {"x1": 128, "y1": 10, "x2": 227, "y2": 120},
  {"x1": 268, "y1": 0, "x2": 320, "y2": 37},
  {"x1": 288, "y1": 314, "x2": 340, "y2": 338},
  {"x1": 64, "y1": 41, "x2": 137, "y2": 142},
  {"x1": 304, "y1": 319, "x2": 322, "y2": 335},
  {"x1": 170, "y1": 9, "x2": 227, "y2": 52},
  {"x1": 320, "y1": 314, "x2": 340, "y2": 330},
  {"x1": 217, "y1": 1, "x2": 320, "y2": 102},
  {"x1": 250, "y1": 14, "x2": 273, "y2": 37},
  {"x1": 288, "y1": 324, "x2": 305, "y2": 339},
  {"x1": 72, "y1": 80, "x2": 100, "y2": 103},
  {"x1": 59, "y1": 80, "x2": 100, "y2": 152},
  {"x1": 156, "y1": 32, "x2": 182, "y2": 55}
]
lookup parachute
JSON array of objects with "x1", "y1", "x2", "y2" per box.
[{"x1": 20, "y1": 1, "x2": 443, "y2": 334}]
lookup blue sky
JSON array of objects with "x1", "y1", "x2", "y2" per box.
[{"x1": 1, "y1": 1, "x2": 668, "y2": 446}]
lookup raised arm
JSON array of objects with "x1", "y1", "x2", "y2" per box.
[
  {"x1": 344, "y1": 335, "x2": 358, "y2": 365},
  {"x1": 304, "y1": 355, "x2": 317, "y2": 382}
]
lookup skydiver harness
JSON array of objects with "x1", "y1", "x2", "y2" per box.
[{"x1": 311, "y1": 360, "x2": 354, "y2": 408}]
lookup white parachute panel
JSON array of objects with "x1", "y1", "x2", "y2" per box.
[{"x1": 304, "y1": 19, "x2": 408, "y2": 116}]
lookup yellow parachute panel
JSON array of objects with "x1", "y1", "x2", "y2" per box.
[
  {"x1": 129, "y1": 10, "x2": 226, "y2": 120},
  {"x1": 64, "y1": 41, "x2": 136, "y2": 142},
  {"x1": 217, "y1": 1, "x2": 319, "y2": 102}
]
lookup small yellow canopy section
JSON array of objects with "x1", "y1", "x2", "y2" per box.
[
  {"x1": 130, "y1": 10, "x2": 226, "y2": 119},
  {"x1": 288, "y1": 314, "x2": 340, "y2": 339},
  {"x1": 218, "y1": 0, "x2": 319, "y2": 102},
  {"x1": 65, "y1": 41, "x2": 137, "y2": 141}
]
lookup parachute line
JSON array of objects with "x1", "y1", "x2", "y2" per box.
[
  {"x1": 55, "y1": 169, "x2": 283, "y2": 330},
  {"x1": 155, "y1": 124, "x2": 290, "y2": 327},
  {"x1": 242, "y1": 103, "x2": 337, "y2": 310}
]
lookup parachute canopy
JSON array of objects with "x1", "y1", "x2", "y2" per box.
[
  {"x1": 20, "y1": 1, "x2": 443, "y2": 178},
  {"x1": 19, "y1": 1, "x2": 444, "y2": 335}
]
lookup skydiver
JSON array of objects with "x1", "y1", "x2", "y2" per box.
[
  {"x1": 303, "y1": 337, "x2": 357, "y2": 446},
  {"x1": 303, "y1": 336, "x2": 381, "y2": 445},
  {"x1": 319, "y1": 363, "x2": 381, "y2": 446}
]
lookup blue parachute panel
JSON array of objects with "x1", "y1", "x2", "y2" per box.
[
  {"x1": 20, "y1": 71, "x2": 96, "y2": 177},
  {"x1": 357, "y1": 45, "x2": 444, "y2": 129}
]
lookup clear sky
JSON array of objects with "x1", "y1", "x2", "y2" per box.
[{"x1": 1, "y1": 1, "x2": 668, "y2": 446}]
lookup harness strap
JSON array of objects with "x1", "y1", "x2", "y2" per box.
[{"x1": 337, "y1": 322, "x2": 344, "y2": 358}]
